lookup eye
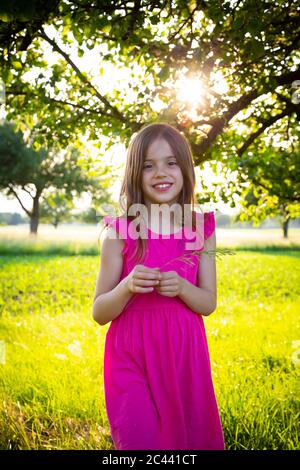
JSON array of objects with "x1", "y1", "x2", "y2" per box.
[
  {"x1": 168, "y1": 161, "x2": 177, "y2": 166},
  {"x1": 143, "y1": 164, "x2": 152, "y2": 169}
]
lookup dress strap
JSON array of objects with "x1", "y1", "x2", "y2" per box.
[
  {"x1": 182, "y1": 211, "x2": 215, "y2": 251},
  {"x1": 102, "y1": 216, "x2": 129, "y2": 255},
  {"x1": 204, "y1": 211, "x2": 216, "y2": 240}
]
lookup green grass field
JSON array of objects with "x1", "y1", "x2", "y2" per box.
[{"x1": 0, "y1": 226, "x2": 299, "y2": 449}]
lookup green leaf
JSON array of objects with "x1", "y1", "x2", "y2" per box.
[
  {"x1": 158, "y1": 66, "x2": 169, "y2": 81},
  {"x1": 0, "y1": 12, "x2": 12, "y2": 22},
  {"x1": 150, "y1": 15, "x2": 160, "y2": 25},
  {"x1": 102, "y1": 24, "x2": 111, "y2": 34},
  {"x1": 249, "y1": 40, "x2": 265, "y2": 59},
  {"x1": 11, "y1": 61, "x2": 23, "y2": 70}
]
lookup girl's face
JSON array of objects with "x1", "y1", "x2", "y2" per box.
[{"x1": 142, "y1": 137, "x2": 184, "y2": 209}]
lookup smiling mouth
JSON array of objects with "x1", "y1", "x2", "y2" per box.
[{"x1": 152, "y1": 183, "x2": 173, "y2": 190}]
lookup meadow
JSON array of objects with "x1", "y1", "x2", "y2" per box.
[{"x1": 0, "y1": 224, "x2": 299, "y2": 450}]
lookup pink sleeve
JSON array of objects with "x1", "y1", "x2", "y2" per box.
[
  {"x1": 204, "y1": 211, "x2": 216, "y2": 240},
  {"x1": 102, "y1": 216, "x2": 129, "y2": 255}
]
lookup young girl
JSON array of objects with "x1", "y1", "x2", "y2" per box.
[{"x1": 92, "y1": 123, "x2": 225, "y2": 451}]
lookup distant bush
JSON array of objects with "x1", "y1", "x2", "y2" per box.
[{"x1": 0, "y1": 212, "x2": 28, "y2": 226}]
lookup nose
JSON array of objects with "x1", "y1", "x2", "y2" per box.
[{"x1": 154, "y1": 163, "x2": 168, "y2": 177}]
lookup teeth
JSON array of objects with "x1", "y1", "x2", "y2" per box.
[{"x1": 155, "y1": 184, "x2": 172, "y2": 188}]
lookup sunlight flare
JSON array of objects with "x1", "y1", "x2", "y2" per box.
[
  {"x1": 211, "y1": 70, "x2": 229, "y2": 95},
  {"x1": 175, "y1": 76, "x2": 205, "y2": 106}
]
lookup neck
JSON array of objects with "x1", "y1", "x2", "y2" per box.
[{"x1": 146, "y1": 206, "x2": 183, "y2": 233}]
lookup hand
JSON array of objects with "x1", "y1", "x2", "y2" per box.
[
  {"x1": 154, "y1": 270, "x2": 185, "y2": 298},
  {"x1": 125, "y1": 264, "x2": 161, "y2": 294}
]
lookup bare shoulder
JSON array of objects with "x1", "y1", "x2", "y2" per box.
[
  {"x1": 99, "y1": 224, "x2": 125, "y2": 252},
  {"x1": 204, "y1": 228, "x2": 216, "y2": 250},
  {"x1": 93, "y1": 225, "x2": 125, "y2": 303}
]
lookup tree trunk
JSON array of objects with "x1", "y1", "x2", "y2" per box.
[
  {"x1": 29, "y1": 195, "x2": 40, "y2": 235},
  {"x1": 281, "y1": 203, "x2": 290, "y2": 239},
  {"x1": 283, "y1": 217, "x2": 290, "y2": 239},
  {"x1": 30, "y1": 213, "x2": 39, "y2": 234}
]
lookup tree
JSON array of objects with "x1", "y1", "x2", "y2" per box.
[
  {"x1": 75, "y1": 197, "x2": 120, "y2": 224},
  {"x1": 0, "y1": 1, "x2": 299, "y2": 159},
  {"x1": 0, "y1": 0, "x2": 299, "y2": 226},
  {"x1": 202, "y1": 123, "x2": 300, "y2": 238},
  {"x1": 234, "y1": 142, "x2": 300, "y2": 238},
  {"x1": 0, "y1": 121, "x2": 110, "y2": 234},
  {"x1": 0, "y1": 212, "x2": 26, "y2": 225},
  {"x1": 39, "y1": 191, "x2": 75, "y2": 228}
]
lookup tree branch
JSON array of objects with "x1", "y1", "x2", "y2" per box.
[
  {"x1": 192, "y1": 66, "x2": 300, "y2": 164},
  {"x1": 38, "y1": 28, "x2": 127, "y2": 124},
  {"x1": 6, "y1": 87, "x2": 116, "y2": 119},
  {"x1": 251, "y1": 176, "x2": 300, "y2": 202},
  {"x1": 168, "y1": 4, "x2": 198, "y2": 42},
  {"x1": 21, "y1": 185, "x2": 35, "y2": 199},
  {"x1": 121, "y1": 0, "x2": 141, "y2": 41},
  {"x1": 250, "y1": 177, "x2": 272, "y2": 193},
  {"x1": 275, "y1": 68, "x2": 300, "y2": 87},
  {"x1": 237, "y1": 108, "x2": 291, "y2": 157},
  {"x1": 7, "y1": 185, "x2": 32, "y2": 216}
]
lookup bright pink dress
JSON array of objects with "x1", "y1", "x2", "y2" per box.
[{"x1": 102, "y1": 211, "x2": 225, "y2": 450}]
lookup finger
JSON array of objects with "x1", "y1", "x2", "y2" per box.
[
  {"x1": 160, "y1": 272, "x2": 174, "y2": 279},
  {"x1": 144, "y1": 267, "x2": 161, "y2": 275},
  {"x1": 157, "y1": 280, "x2": 176, "y2": 287},
  {"x1": 134, "y1": 271, "x2": 161, "y2": 280},
  {"x1": 155, "y1": 289, "x2": 175, "y2": 297},
  {"x1": 137, "y1": 265, "x2": 160, "y2": 271},
  {"x1": 134, "y1": 279, "x2": 160, "y2": 286},
  {"x1": 157, "y1": 285, "x2": 178, "y2": 292},
  {"x1": 133, "y1": 286, "x2": 155, "y2": 293}
]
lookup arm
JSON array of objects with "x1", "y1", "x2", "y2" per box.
[
  {"x1": 92, "y1": 226, "x2": 134, "y2": 326},
  {"x1": 178, "y1": 230, "x2": 217, "y2": 316}
]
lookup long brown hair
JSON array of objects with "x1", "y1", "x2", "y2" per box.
[{"x1": 101, "y1": 122, "x2": 197, "y2": 264}]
